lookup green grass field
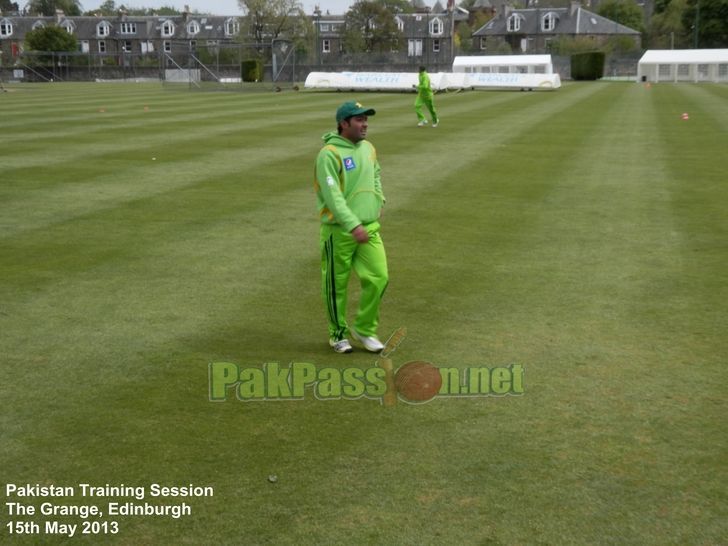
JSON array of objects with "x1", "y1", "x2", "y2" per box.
[{"x1": 1, "y1": 80, "x2": 727, "y2": 545}]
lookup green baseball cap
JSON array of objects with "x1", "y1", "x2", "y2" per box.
[{"x1": 336, "y1": 101, "x2": 376, "y2": 123}]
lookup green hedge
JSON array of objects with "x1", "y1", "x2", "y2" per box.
[
  {"x1": 241, "y1": 59, "x2": 262, "y2": 82},
  {"x1": 571, "y1": 52, "x2": 605, "y2": 80}
]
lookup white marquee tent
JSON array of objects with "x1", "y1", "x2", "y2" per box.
[
  {"x1": 452, "y1": 55, "x2": 554, "y2": 74},
  {"x1": 637, "y1": 49, "x2": 728, "y2": 83},
  {"x1": 304, "y1": 54, "x2": 561, "y2": 92},
  {"x1": 304, "y1": 71, "x2": 561, "y2": 91}
]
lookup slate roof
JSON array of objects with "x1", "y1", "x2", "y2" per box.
[
  {"x1": 639, "y1": 48, "x2": 728, "y2": 63},
  {"x1": 0, "y1": 14, "x2": 241, "y2": 41},
  {"x1": 474, "y1": 6, "x2": 640, "y2": 36}
]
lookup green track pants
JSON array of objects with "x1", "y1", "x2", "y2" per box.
[
  {"x1": 415, "y1": 95, "x2": 438, "y2": 124},
  {"x1": 320, "y1": 221, "x2": 388, "y2": 340}
]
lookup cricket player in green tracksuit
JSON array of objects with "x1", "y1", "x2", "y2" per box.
[
  {"x1": 314, "y1": 101, "x2": 388, "y2": 354},
  {"x1": 414, "y1": 65, "x2": 439, "y2": 127}
]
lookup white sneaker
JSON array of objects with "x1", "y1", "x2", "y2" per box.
[
  {"x1": 329, "y1": 338, "x2": 353, "y2": 353},
  {"x1": 351, "y1": 330, "x2": 385, "y2": 353},
  {"x1": 432, "y1": 121, "x2": 439, "y2": 128},
  {"x1": 417, "y1": 120, "x2": 428, "y2": 127}
]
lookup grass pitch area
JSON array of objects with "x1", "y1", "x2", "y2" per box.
[{"x1": 1, "y1": 81, "x2": 727, "y2": 544}]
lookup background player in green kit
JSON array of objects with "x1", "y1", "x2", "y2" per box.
[
  {"x1": 414, "y1": 65, "x2": 439, "y2": 128},
  {"x1": 314, "y1": 101, "x2": 388, "y2": 354}
]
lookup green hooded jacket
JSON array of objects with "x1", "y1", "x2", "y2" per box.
[
  {"x1": 314, "y1": 131, "x2": 384, "y2": 232},
  {"x1": 416, "y1": 71, "x2": 434, "y2": 99}
]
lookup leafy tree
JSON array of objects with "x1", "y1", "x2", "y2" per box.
[
  {"x1": 0, "y1": 0, "x2": 20, "y2": 13},
  {"x1": 375, "y1": 0, "x2": 413, "y2": 14},
  {"x1": 153, "y1": 6, "x2": 181, "y2": 15},
  {"x1": 126, "y1": 6, "x2": 181, "y2": 15},
  {"x1": 548, "y1": 35, "x2": 602, "y2": 54},
  {"x1": 83, "y1": 2, "x2": 181, "y2": 15},
  {"x1": 471, "y1": 9, "x2": 494, "y2": 30},
  {"x1": 597, "y1": 0, "x2": 645, "y2": 32},
  {"x1": 603, "y1": 34, "x2": 641, "y2": 53},
  {"x1": 26, "y1": 0, "x2": 82, "y2": 16},
  {"x1": 455, "y1": 20, "x2": 473, "y2": 53},
  {"x1": 238, "y1": 0, "x2": 308, "y2": 45},
  {"x1": 25, "y1": 24, "x2": 77, "y2": 51},
  {"x1": 495, "y1": 41, "x2": 512, "y2": 53},
  {"x1": 682, "y1": 0, "x2": 728, "y2": 47},
  {"x1": 342, "y1": 0, "x2": 403, "y2": 53},
  {"x1": 648, "y1": 0, "x2": 691, "y2": 47},
  {"x1": 94, "y1": 0, "x2": 116, "y2": 14}
]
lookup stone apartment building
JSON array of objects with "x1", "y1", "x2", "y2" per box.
[
  {"x1": 0, "y1": 9, "x2": 241, "y2": 61},
  {"x1": 1, "y1": 2, "x2": 468, "y2": 73},
  {"x1": 473, "y1": 1, "x2": 641, "y2": 53},
  {"x1": 0, "y1": 0, "x2": 640, "y2": 79}
]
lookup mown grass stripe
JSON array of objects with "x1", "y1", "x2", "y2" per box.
[{"x1": 1, "y1": 82, "x2": 726, "y2": 545}]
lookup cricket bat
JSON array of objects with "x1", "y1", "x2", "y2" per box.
[{"x1": 378, "y1": 327, "x2": 407, "y2": 407}]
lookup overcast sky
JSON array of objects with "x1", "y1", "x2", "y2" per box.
[{"x1": 80, "y1": 1, "x2": 358, "y2": 16}]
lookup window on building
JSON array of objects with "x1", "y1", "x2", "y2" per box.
[
  {"x1": 719, "y1": 64, "x2": 728, "y2": 78},
  {"x1": 480, "y1": 37, "x2": 487, "y2": 50},
  {"x1": 120, "y1": 22, "x2": 137, "y2": 34},
  {"x1": 164, "y1": 41, "x2": 172, "y2": 52},
  {"x1": 430, "y1": 18, "x2": 443, "y2": 35},
  {"x1": 60, "y1": 20, "x2": 75, "y2": 34},
  {"x1": 322, "y1": 39, "x2": 330, "y2": 53},
  {"x1": 395, "y1": 16, "x2": 404, "y2": 32},
  {"x1": 32, "y1": 21, "x2": 45, "y2": 30},
  {"x1": 0, "y1": 19, "x2": 13, "y2": 37},
  {"x1": 321, "y1": 24, "x2": 329, "y2": 31},
  {"x1": 433, "y1": 39, "x2": 440, "y2": 52},
  {"x1": 507, "y1": 14, "x2": 522, "y2": 32},
  {"x1": 98, "y1": 40, "x2": 106, "y2": 53},
  {"x1": 187, "y1": 21, "x2": 200, "y2": 35},
  {"x1": 408, "y1": 39, "x2": 423, "y2": 57},
  {"x1": 79, "y1": 40, "x2": 89, "y2": 53},
  {"x1": 141, "y1": 41, "x2": 154, "y2": 53},
  {"x1": 189, "y1": 40, "x2": 197, "y2": 51},
  {"x1": 162, "y1": 20, "x2": 175, "y2": 37},
  {"x1": 542, "y1": 12, "x2": 557, "y2": 31},
  {"x1": 97, "y1": 21, "x2": 111, "y2": 37},
  {"x1": 224, "y1": 18, "x2": 239, "y2": 36},
  {"x1": 122, "y1": 40, "x2": 132, "y2": 53}
]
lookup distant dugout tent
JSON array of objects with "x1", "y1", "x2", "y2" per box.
[
  {"x1": 637, "y1": 49, "x2": 728, "y2": 83},
  {"x1": 452, "y1": 55, "x2": 554, "y2": 74}
]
